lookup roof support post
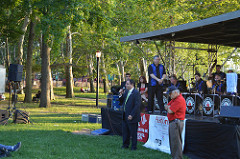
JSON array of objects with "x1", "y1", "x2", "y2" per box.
[
  {"x1": 208, "y1": 44, "x2": 219, "y2": 75},
  {"x1": 165, "y1": 40, "x2": 176, "y2": 75}
]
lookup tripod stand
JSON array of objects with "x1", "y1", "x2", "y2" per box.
[{"x1": 0, "y1": 81, "x2": 32, "y2": 125}]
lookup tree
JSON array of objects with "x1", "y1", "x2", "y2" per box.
[
  {"x1": 65, "y1": 25, "x2": 74, "y2": 98},
  {"x1": 24, "y1": 20, "x2": 36, "y2": 103}
]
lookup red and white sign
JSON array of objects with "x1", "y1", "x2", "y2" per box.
[
  {"x1": 144, "y1": 115, "x2": 186, "y2": 154},
  {"x1": 137, "y1": 113, "x2": 150, "y2": 143}
]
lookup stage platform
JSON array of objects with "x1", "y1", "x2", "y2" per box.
[{"x1": 101, "y1": 108, "x2": 240, "y2": 159}]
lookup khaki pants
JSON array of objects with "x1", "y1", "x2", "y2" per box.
[{"x1": 169, "y1": 120, "x2": 184, "y2": 159}]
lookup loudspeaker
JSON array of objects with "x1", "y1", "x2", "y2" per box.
[
  {"x1": 8, "y1": 64, "x2": 23, "y2": 82},
  {"x1": 219, "y1": 106, "x2": 240, "y2": 118},
  {"x1": 0, "y1": 110, "x2": 9, "y2": 125},
  {"x1": 218, "y1": 106, "x2": 240, "y2": 124}
]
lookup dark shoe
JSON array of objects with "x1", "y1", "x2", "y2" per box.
[
  {"x1": 121, "y1": 146, "x2": 129, "y2": 149},
  {"x1": 161, "y1": 110, "x2": 167, "y2": 115},
  {"x1": 12, "y1": 142, "x2": 21, "y2": 152},
  {"x1": 131, "y1": 147, "x2": 137, "y2": 150},
  {"x1": 0, "y1": 148, "x2": 10, "y2": 157},
  {"x1": 147, "y1": 111, "x2": 153, "y2": 114}
]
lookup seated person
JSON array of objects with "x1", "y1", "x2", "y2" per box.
[
  {"x1": 193, "y1": 73, "x2": 208, "y2": 94},
  {"x1": 137, "y1": 76, "x2": 148, "y2": 102},
  {"x1": 0, "y1": 142, "x2": 21, "y2": 157},
  {"x1": 80, "y1": 87, "x2": 85, "y2": 93},
  {"x1": 212, "y1": 74, "x2": 226, "y2": 95},
  {"x1": 33, "y1": 91, "x2": 41, "y2": 101},
  {"x1": 169, "y1": 74, "x2": 183, "y2": 92}
]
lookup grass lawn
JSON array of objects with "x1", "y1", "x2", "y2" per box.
[
  {"x1": 53, "y1": 87, "x2": 107, "y2": 99},
  {"x1": 0, "y1": 90, "x2": 188, "y2": 159}
]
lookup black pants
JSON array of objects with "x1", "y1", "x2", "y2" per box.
[
  {"x1": 148, "y1": 85, "x2": 164, "y2": 112},
  {"x1": 122, "y1": 119, "x2": 138, "y2": 149}
]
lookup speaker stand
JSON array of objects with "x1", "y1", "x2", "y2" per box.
[{"x1": 1, "y1": 81, "x2": 33, "y2": 125}]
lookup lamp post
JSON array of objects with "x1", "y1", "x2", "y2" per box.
[{"x1": 96, "y1": 51, "x2": 101, "y2": 108}]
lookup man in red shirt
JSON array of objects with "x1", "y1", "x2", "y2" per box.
[{"x1": 165, "y1": 86, "x2": 186, "y2": 159}]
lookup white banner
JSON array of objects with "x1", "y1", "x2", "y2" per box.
[
  {"x1": 143, "y1": 115, "x2": 186, "y2": 154},
  {"x1": 0, "y1": 66, "x2": 6, "y2": 93},
  {"x1": 226, "y1": 73, "x2": 238, "y2": 93}
]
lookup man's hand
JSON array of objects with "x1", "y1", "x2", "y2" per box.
[
  {"x1": 158, "y1": 78, "x2": 163, "y2": 84},
  {"x1": 119, "y1": 89, "x2": 123, "y2": 95},
  {"x1": 164, "y1": 105, "x2": 168, "y2": 110},
  {"x1": 128, "y1": 115, "x2": 133, "y2": 120}
]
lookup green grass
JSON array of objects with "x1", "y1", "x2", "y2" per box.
[
  {"x1": 53, "y1": 87, "x2": 107, "y2": 99},
  {"x1": 0, "y1": 102, "x2": 180, "y2": 159},
  {"x1": 4, "y1": 92, "x2": 106, "y2": 107},
  {"x1": 0, "y1": 89, "x2": 188, "y2": 159}
]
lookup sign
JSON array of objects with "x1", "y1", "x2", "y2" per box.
[
  {"x1": 137, "y1": 113, "x2": 150, "y2": 143},
  {"x1": 143, "y1": 115, "x2": 186, "y2": 154},
  {"x1": 203, "y1": 97, "x2": 214, "y2": 115},
  {"x1": 226, "y1": 73, "x2": 238, "y2": 93},
  {"x1": 221, "y1": 98, "x2": 232, "y2": 106},
  {"x1": 186, "y1": 96, "x2": 195, "y2": 114}
]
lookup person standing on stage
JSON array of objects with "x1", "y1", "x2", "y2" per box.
[
  {"x1": 119, "y1": 73, "x2": 132, "y2": 96},
  {"x1": 212, "y1": 65, "x2": 226, "y2": 80},
  {"x1": 148, "y1": 55, "x2": 167, "y2": 114},
  {"x1": 194, "y1": 73, "x2": 208, "y2": 94},
  {"x1": 165, "y1": 86, "x2": 186, "y2": 159},
  {"x1": 120, "y1": 79, "x2": 141, "y2": 150}
]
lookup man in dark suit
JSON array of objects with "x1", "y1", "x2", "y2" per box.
[{"x1": 120, "y1": 79, "x2": 141, "y2": 150}]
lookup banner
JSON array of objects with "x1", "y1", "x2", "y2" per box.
[
  {"x1": 144, "y1": 115, "x2": 186, "y2": 154},
  {"x1": 0, "y1": 66, "x2": 6, "y2": 93},
  {"x1": 226, "y1": 73, "x2": 238, "y2": 93},
  {"x1": 137, "y1": 113, "x2": 150, "y2": 143}
]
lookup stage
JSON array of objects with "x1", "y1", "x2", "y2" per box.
[{"x1": 101, "y1": 108, "x2": 240, "y2": 159}]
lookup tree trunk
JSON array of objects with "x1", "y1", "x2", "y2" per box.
[
  {"x1": 13, "y1": 46, "x2": 16, "y2": 62},
  {"x1": 24, "y1": 21, "x2": 35, "y2": 103},
  {"x1": 116, "y1": 62, "x2": 121, "y2": 85},
  {"x1": 49, "y1": 70, "x2": 55, "y2": 100},
  {"x1": 65, "y1": 25, "x2": 74, "y2": 98},
  {"x1": 101, "y1": 53, "x2": 109, "y2": 93},
  {"x1": 88, "y1": 55, "x2": 95, "y2": 93},
  {"x1": 39, "y1": 34, "x2": 51, "y2": 108},
  {"x1": 5, "y1": 38, "x2": 10, "y2": 71},
  {"x1": 0, "y1": 49, "x2": 5, "y2": 66},
  {"x1": 17, "y1": 14, "x2": 30, "y2": 94},
  {"x1": 119, "y1": 61, "x2": 125, "y2": 82},
  {"x1": 139, "y1": 57, "x2": 148, "y2": 81},
  {"x1": 17, "y1": 14, "x2": 30, "y2": 65}
]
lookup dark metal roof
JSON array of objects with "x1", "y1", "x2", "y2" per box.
[{"x1": 120, "y1": 10, "x2": 240, "y2": 47}]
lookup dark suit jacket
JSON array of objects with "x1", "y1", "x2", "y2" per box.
[{"x1": 120, "y1": 89, "x2": 141, "y2": 123}]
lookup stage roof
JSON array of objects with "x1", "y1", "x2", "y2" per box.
[{"x1": 120, "y1": 10, "x2": 240, "y2": 47}]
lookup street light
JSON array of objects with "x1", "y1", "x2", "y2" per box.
[{"x1": 96, "y1": 51, "x2": 101, "y2": 108}]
